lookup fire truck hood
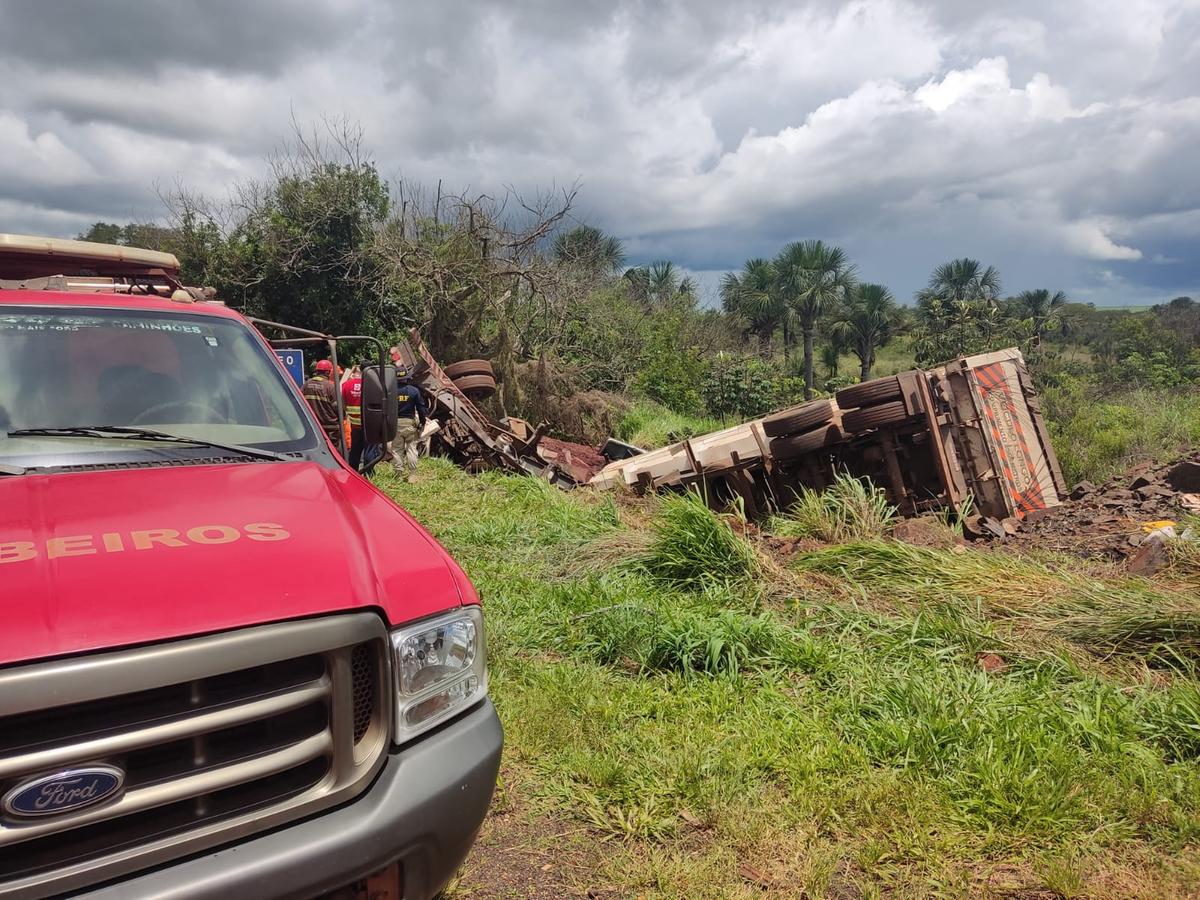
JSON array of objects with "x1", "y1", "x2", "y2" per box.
[{"x1": 0, "y1": 461, "x2": 470, "y2": 665}]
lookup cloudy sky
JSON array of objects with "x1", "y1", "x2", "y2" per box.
[{"x1": 2, "y1": 0, "x2": 1198, "y2": 305}]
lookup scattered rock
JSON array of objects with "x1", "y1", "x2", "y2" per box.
[
  {"x1": 1130, "y1": 475, "x2": 1154, "y2": 490},
  {"x1": 1069, "y1": 481, "x2": 1096, "y2": 500},
  {"x1": 1021, "y1": 508, "x2": 1052, "y2": 525},
  {"x1": 1128, "y1": 535, "x2": 1170, "y2": 576},
  {"x1": 1000, "y1": 517, "x2": 1021, "y2": 536},
  {"x1": 980, "y1": 517, "x2": 1008, "y2": 540},
  {"x1": 976, "y1": 652, "x2": 1007, "y2": 674},
  {"x1": 1167, "y1": 460, "x2": 1200, "y2": 493}
]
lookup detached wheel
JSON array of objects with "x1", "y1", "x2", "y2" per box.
[
  {"x1": 444, "y1": 359, "x2": 495, "y2": 380},
  {"x1": 842, "y1": 401, "x2": 912, "y2": 434},
  {"x1": 454, "y1": 373, "x2": 497, "y2": 398},
  {"x1": 836, "y1": 375, "x2": 902, "y2": 409},
  {"x1": 762, "y1": 400, "x2": 835, "y2": 438},
  {"x1": 770, "y1": 424, "x2": 844, "y2": 461}
]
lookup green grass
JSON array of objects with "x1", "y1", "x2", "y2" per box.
[
  {"x1": 614, "y1": 399, "x2": 723, "y2": 449},
  {"x1": 1043, "y1": 383, "x2": 1200, "y2": 485},
  {"x1": 835, "y1": 340, "x2": 918, "y2": 379},
  {"x1": 381, "y1": 460, "x2": 1200, "y2": 898},
  {"x1": 769, "y1": 473, "x2": 897, "y2": 543}
]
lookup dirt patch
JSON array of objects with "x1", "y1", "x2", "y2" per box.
[
  {"x1": 447, "y1": 792, "x2": 617, "y2": 899},
  {"x1": 1008, "y1": 451, "x2": 1200, "y2": 560}
]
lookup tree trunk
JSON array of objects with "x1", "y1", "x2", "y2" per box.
[
  {"x1": 860, "y1": 357, "x2": 871, "y2": 382},
  {"x1": 803, "y1": 327, "x2": 815, "y2": 399}
]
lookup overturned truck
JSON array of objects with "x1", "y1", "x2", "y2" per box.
[
  {"x1": 401, "y1": 336, "x2": 1067, "y2": 532},
  {"x1": 589, "y1": 348, "x2": 1068, "y2": 531}
]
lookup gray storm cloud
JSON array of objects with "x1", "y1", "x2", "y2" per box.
[{"x1": 0, "y1": 0, "x2": 1197, "y2": 304}]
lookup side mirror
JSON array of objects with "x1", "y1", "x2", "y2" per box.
[{"x1": 361, "y1": 364, "x2": 398, "y2": 445}]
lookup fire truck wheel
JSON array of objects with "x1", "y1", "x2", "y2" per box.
[
  {"x1": 841, "y1": 401, "x2": 912, "y2": 434},
  {"x1": 761, "y1": 399, "x2": 835, "y2": 438},
  {"x1": 770, "y1": 424, "x2": 844, "y2": 460},
  {"x1": 835, "y1": 375, "x2": 903, "y2": 409},
  {"x1": 444, "y1": 359, "x2": 495, "y2": 380}
]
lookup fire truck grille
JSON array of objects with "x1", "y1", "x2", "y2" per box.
[{"x1": 0, "y1": 614, "x2": 391, "y2": 899}]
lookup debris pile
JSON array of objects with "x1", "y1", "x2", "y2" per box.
[{"x1": 1010, "y1": 454, "x2": 1200, "y2": 563}]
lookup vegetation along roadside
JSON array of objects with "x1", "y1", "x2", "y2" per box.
[{"x1": 381, "y1": 462, "x2": 1200, "y2": 899}]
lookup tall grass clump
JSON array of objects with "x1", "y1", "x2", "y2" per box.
[
  {"x1": 770, "y1": 474, "x2": 897, "y2": 543},
  {"x1": 797, "y1": 540, "x2": 1200, "y2": 664},
  {"x1": 614, "y1": 400, "x2": 722, "y2": 450},
  {"x1": 636, "y1": 491, "x2": 759, "y2": 589}
]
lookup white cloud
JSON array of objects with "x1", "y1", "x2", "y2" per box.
[{"x1": 0, "y1": 0, "x2": 1196, "y2": 303}]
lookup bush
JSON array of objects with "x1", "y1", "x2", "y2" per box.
[
  {"x1": 769, "y1": 474, "x2": 897, "y2": 543},
  {"x1": 613, "y1": 400, "x2": 721, "y2": 449},
  {"x1": 1042, "y1": 378, "x2": 1200, "y2": 484},
  {"x1": 636, "y1": 491, "x2": 760, "y2": 589}
]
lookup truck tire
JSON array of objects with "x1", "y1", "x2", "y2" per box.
[
  {"x1": 454, "y1": 373, "x2": 497, "y2": 398},
  {"x1": 762, "y1": 400, "x2": 835, "y2": 438},
  {"x1": 444, "y1": 359, "x2": 495, "y2": 380},
  {"x1": 836, "y1": 375, "x2": 902, "y2": 409},
  {"x1": 770, "y1": 424, "x2": 844, "y2": 461},
  {"x1": 842, "y1": 401, "x2": 912, "y2": 434}
]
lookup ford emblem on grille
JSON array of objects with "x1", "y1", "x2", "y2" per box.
[{"x1": 2, "y1": 766, "x2": 125, "y2": 818}]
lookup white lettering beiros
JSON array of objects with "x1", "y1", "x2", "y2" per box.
[{"x1": 0, "y1": 524, "x2": 292, "y2": 565}]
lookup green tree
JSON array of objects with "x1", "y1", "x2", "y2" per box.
[
  {"x1": 912, "y1": 258, "x2": 1004, "y2": 364},
  {"x1": 625, "y1": 260, "x2": 694, "y2": 308},
  {"x1": 720, "y1": 258, "x2": 788, "y2": 352},
  {"x1": 774, "y1": 240, "x2": 856, "y2": 398},
  {"x1": 1010, "y1": 288, "x2": 1068, "y2": 349},
  {"x1": 78, "y1": 222, "x2": 123, "y2": 245},
  {"x1": 553, "y1": 225, "x2": 625, "y2": 272},
  {"x1": 830, "y1": 283, "x2": 901, "y2": 382}
]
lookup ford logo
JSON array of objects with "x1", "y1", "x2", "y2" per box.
[{"x1": 2, "y1": 765, "x2": 125, "y2": 818}]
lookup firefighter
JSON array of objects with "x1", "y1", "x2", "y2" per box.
[
  {"x1": 301, "y1": 359, "x2": 341, "y2": 447},
  {"x1": 391, "y1": 365, "x2": 429, "y2": 476},
  {"x1": 341, "y1": 363, "x2": 365, "y2": 471}
]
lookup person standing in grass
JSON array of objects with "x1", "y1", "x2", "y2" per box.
[{"x1": 391, "y1": 364, "x2": 428, "y2": 477}]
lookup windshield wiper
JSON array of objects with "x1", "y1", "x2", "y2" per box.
[
  {"x1": 0, "y1": 463, "x2": 27, "y2": 476},
  {"x1": 7, "y1": 426, "x2": 288, "y2": 462}
]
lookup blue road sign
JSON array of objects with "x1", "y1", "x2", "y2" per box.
[{"x1": 274, "y1": 348, "x2": 305, "y2": 387}]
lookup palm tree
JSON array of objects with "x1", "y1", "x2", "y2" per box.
[
  {"x1": 912, "y1": 258, "x2": 1003, "y2": 364},
  {"x1": 927, "y1": 258, "x2": 1001, "y2": 305},
  {"x1": 553, "y1": 225, "x2": 625, "y2": 272},
  {"x1": 720, "y1": 258, "x2": 788, "y2": 352},
  {"x1": 774, "y1": 240, "x2": 856, "y2": 398},
  {"x1": 830, "y1": 283, "x2": 900, "y2": 382},
  {"x1": 624, "y1": 260, "x2": 693, "y2": 307},
  {"x1": 1011, "y1": 288, "x2": 1067, "y2": 348}
]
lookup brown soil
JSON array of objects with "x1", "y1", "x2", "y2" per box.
[
  {"x1": 1007, "y1": 452, "x2": 1200, "y2": 561},
  {"x1": 446, "y1": 790, "x2": 618, "y2": 899}
]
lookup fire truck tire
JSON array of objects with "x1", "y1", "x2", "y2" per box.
[
  {"x1": 835, "y1": 375, "x2": 903, "y2": 409},
  {"x1": 444, "y1": 359, "x2": 495, "y2": 380},
  {"x1": 454, "y1": 374, "x2": 497, "y2": 397},
  {"x1": 841, "y1": 401, "x2": 912, "y2": 434},
  {"x1": 770, "y1": 424, "x2": 844, "y2": 460},
  {"x1": 761, "y1": 400, "x2": 835, "y2": 438}
]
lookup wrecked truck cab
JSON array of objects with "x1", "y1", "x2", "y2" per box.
[{"x1": 0, "y1": 234, "x2": 500, "y2": 900}]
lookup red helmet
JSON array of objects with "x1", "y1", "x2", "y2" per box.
[{"x1": 315, "y1": 359, "x2": 334, "y2": 373}]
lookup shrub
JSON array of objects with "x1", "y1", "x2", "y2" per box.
[
  {"x1": 613, "y1": 400, "x2": 722, "y2": 449},
  {"x1": 770, "y1": 474, "x2": 896, "y2": 543},
  {"x1": 636, "y1": 491, "x2": 760, "y2": 589}
]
